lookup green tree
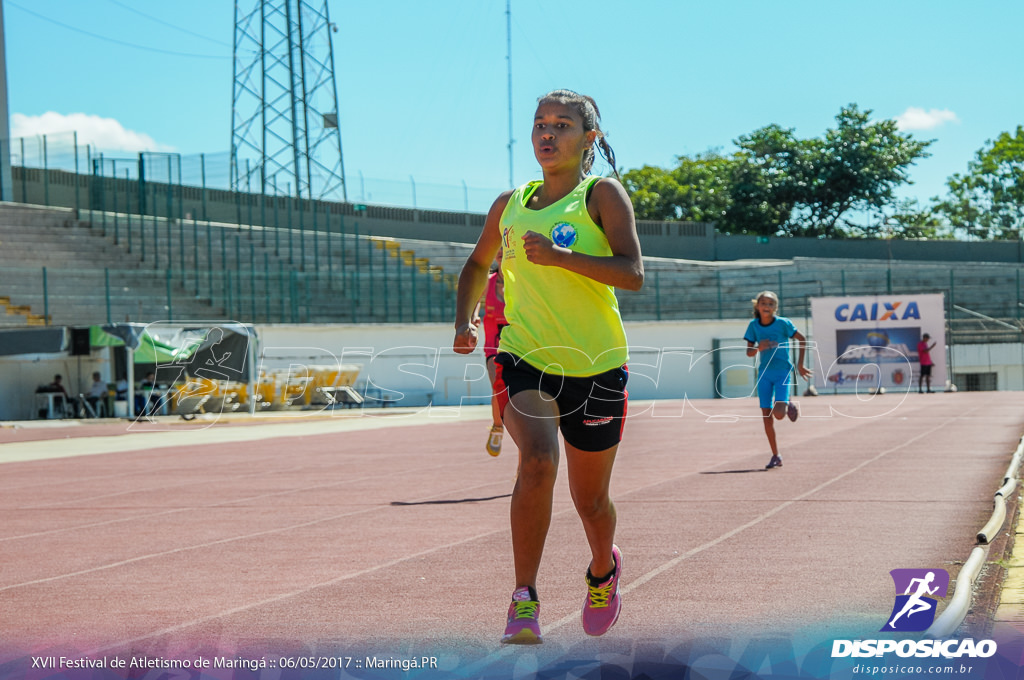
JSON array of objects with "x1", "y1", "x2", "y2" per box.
[
  {"x1": 673, "y1": 151, "x2": 734, "y2": 223},
  {"x1": 888, "y1": 200, "x2": 950, "y2": 239},
  {"x1": 621, "y1": 165, "x2": 685, "y2": 221},
  {"x1": 844, "y1": 199, "x2": 950, "y2": 240},
  {"x1": 725, "y1": 124, "x2": 802, "y2": 235},
  {"x1": 792, "y1": 105, "x2": 932, "y2": 237},
  {"x1": 624, "y1": 104, "x2": 932, "y2": 239},
  {"x1": 936, "y1": 126, "x2": 1024, "y2": 239},
  {"x1": 621, "y1": 151, "x2": 734, "y2": 222}
]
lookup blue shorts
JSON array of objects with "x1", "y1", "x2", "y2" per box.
[{"x1": 756, "y1": 368, "x2": 792, "y2": 410}]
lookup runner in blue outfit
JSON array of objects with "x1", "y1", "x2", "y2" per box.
[{"x1": 744, "y1": 291, "x2": 812, "y2": 469}]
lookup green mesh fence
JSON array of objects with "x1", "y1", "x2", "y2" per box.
[{"x1": 4, "y1": 133, "x2": 1024, "y2": 338}]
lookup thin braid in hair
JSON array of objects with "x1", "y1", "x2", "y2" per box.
[{"x1": 596, "y1": 136, "x2": 619, "y2": 180}]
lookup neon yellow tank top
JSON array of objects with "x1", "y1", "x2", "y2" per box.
[{"x1": 498, "y1": 176, "x2": 629, "y2": 376}]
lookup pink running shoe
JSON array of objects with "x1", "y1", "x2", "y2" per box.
[
  {"x1": 502, "y1": 586, "x2": 541, "y2": 644},
  {"x1": 787, "y1": 401, "x2": 800, "y2": 422},
  {"x1": 581, "y1": 545, "x2": 622, "y2": 636}
]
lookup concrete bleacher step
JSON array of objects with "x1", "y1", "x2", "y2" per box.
[
  {"x1": 6, "y1": 203, "x2": 1022, "y2": 328},
  {"x1": 360, "y1": 234, "x2": 472, "y2": 278},
  {"x1": 0, "y1": 203, "x2": 82, "y2": 228},
  {"x1": 0, "y1": 206, "x2": 229, "y2": 325},
  {"x1": 128, "y1": 225, "x2": 387, "y2": 276},
  {"x1": 0, "y1": 228, "x2": 143, "y2": 269}
]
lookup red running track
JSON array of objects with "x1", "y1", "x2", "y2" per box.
[{"x1": 0, "y1": 392, "x2": 1021, "y2": 675}]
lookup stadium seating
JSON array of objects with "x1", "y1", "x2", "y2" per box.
[
  {"x1": 0, "y1": 204, "x2": 226, "y2": 326},
  {"x1": 1, "y1": 201, "x2": 1022, "y2": 347}
]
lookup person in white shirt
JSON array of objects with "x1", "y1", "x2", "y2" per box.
[{"x1": 86, "y1": 372, "x2": 108, "y2": 417}]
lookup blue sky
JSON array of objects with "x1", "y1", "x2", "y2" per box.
[{"x1": 5, "y1": 0, "x2": 1023, "y2": 214}]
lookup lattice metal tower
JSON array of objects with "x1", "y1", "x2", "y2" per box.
[{"x1": 231, "y1": 0, "x2": 347, "y2": 201}]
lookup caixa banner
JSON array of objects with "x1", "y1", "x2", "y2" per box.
[{"x1": 809, "y1": 294, "x2": 947, "y2": 393}]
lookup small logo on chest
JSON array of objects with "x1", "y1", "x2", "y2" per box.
[{"x1": 550, "y1": 222, "x2": 577, "y2": 248}]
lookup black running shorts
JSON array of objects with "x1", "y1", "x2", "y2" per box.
[{"x1": 494, "y1": 352, "x2": 628, "y2": 452}]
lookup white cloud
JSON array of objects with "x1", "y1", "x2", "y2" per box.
[
  {"x1": 894, "y1": 107, "x2": 960, "y2": 132},
  {"x1": 11, "y1": 112, "x2": 174, "y2": 153}
]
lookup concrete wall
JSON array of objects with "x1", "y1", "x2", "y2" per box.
[
  {"x1": 14, "y1": 167, "x2": 491, "y2": 245},
  {"x1": 250, "y1": 321, "x2": 1021, "y2": 409},
  {"x1": 2, "y1": 320, "x2": 1018, "y2": 421},
  {"x1": 23, "y1": 167, "x2": 1024, "y2": 264},
  {"x1": 951, "y1": 343, "x2": 1024, "y2": 391},
  {"x1": 715, "y1": 233, "x2": 1024, "y2": 264},
  {"x1": 253, "y1": 319, "x2": 749, "y2": 411}
]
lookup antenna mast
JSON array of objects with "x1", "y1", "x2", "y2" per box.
[
  {"x1": 506, "y1": 0, "x2": 514, "y2": 188},
  {"x1": 231, "y1": 0, "x2": 347, "y2": 201},
  {"x1": 0, "y1": 0, "x2": 11, "y2": 202}
]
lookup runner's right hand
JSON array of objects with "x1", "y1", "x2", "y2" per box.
[{"x1": 453, "y1": 323, "x2": 479, "y2": 354}]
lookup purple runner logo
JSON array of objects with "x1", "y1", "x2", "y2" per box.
[{"x1": 881, "y1": 568, "x2": 949, "y2": 632}]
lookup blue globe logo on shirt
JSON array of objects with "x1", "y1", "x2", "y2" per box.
[{"x1": 550, "y1": 222, "x2": 577, "y2": 248}]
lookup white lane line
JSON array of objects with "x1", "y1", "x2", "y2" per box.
[
  {"x1": 0, "y1": 457, "x2": 464, "y2": 543},
  {"x1": 0, "y1": 477, "x2": 505, "y2": 593},
  {"x1": 0, "y1": 408, "x2": 490, "y2": 464},
  {"x1": 459, "y1": 410, "x2": 973, "y2": 676},
  {"x1": 84, "y1": 525, "x2": 505, "y2": 657},
  {"x1": 21, "y1": 401, "x2": 984, "y2": 663},
  {"x1": 14, "y1": 459, "x2": 312, "y2": 509},
  {"x1": 540, "y1": 409, "x2": 968, "y2": 640}
]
